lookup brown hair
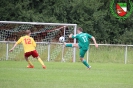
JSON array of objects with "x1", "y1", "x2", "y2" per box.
[
  {"x1": 25, "y1": 30, "x2": 31, "y2": 35},
  {"x1": 77, "y1": 27, "x2": 83, "y2": 32}
]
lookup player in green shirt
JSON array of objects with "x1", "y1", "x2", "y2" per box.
[{"x1": 65, "y1": 27, "x2": 98, "y2": 69}]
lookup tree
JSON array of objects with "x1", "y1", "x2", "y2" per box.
[{"x1": 0, "y1": 0, "x2": 133, "y2": 44}]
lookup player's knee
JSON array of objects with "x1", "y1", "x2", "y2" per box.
[
  {"x1": 73, "y1": 44, "x2": 78, "y2": 47},
  {"x1": 80, "y1": 58, "x2": 84, "y2": 61},
  {"x1": 73, "y1": 44, "x2": 75, "y2": 47},
  {"x1": 36, "y1": 56, "x2": 39, "y2": 59},
  {"x1": 25, "y1": 57, "x2": 28, "y2": 61}
]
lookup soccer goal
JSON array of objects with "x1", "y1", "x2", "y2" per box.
[{"x1": 0, "y1": 21, "x2": 77, "y2": 62}]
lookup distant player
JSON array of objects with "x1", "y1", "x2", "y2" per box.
[
  {"x1": 9, "y1": 30, "x2": 46, "y2": 69},
  {"x1": 65, "y1": 27, "x2": 98, "y2": 69}
]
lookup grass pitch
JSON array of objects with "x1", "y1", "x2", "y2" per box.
[{"x1": 0, "y1": 61, "x2": 133, "y2": 88}]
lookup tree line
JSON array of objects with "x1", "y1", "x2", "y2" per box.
[{"x1": 0, "y1": 0, "x2": 133, "y2": 44}]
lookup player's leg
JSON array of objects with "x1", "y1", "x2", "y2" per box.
[
  {"x1": 32, "y1": 50, "x2": 46, "y2": 69},
  {"x1": 80, "y1": 49, "x2": 91, "y2": 69},
  {"x1": 65, "y1": 43, "x2": 79, "y2": 48},
  {"x1": 25, "y1": 57, "x2": 34, "y2": 68},
  {"x1": 65, "y1": 43, "x2": 73, "y2": 47},
  {"x1": 36, "y1": 56, "x2": 46, "y2": 69},
  {"x1": 25, "y1": 52, "x2": 34, "y2": 68}
]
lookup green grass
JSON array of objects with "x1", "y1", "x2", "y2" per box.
[{"x1": 0, "y1": 61, "x2": 133, "y2": 88}]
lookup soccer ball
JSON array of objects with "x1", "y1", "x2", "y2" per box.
[{"x1": 59, "y1": 36, "x2": 65, "y2": 42}]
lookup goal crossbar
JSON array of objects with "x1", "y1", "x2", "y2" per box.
[{"x1": 0, "y1": 21, "x2": 77, "y2": 26}]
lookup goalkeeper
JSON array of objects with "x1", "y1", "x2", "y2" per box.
[
  {"x1": 65, "y1": 27, "x2": 98, "y2": 69},
  {"x1": 9, "y1": 30, "x2": 46, "y2": 69}
]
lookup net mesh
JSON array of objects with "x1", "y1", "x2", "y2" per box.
[{"x1": 0, "y1": 22, "x2": 75, "y2": 61}]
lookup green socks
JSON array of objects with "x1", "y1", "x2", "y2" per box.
[
  {"x1": 82, "y1": 60, "x2": 89, "y2": 68},
  {"x1": 65, "y1": 44, "x2": 73, "y2": 47}
]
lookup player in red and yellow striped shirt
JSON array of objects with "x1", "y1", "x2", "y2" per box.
[{"x1": 9, "y1": 30, "x2": 46, "y2": 69}]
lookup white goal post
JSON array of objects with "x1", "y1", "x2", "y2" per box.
[{"x1": 0, "y1": 21, "x2": 77, "y2": 62}]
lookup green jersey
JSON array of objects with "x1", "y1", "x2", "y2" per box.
[{"x1": 72, "y1": 32, "x2": 92, "y2": 50}]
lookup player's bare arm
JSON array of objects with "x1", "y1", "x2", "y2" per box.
[
  {"x1": 9, "y1": 37, "x2": 22, "y2": 52},
  {"x1": 9, "y1": 43, "x2": 18, "y2": 52},
  {"x1": 69, "y1": 34, "x2": 73, "y2": 38},
  {"x1": 91, "y1": 36, "x2": 98, "y2": 48}
]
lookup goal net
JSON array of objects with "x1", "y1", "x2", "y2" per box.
[{"x1": 0, "y1": 21, "x2": 77, "y2": 62}]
